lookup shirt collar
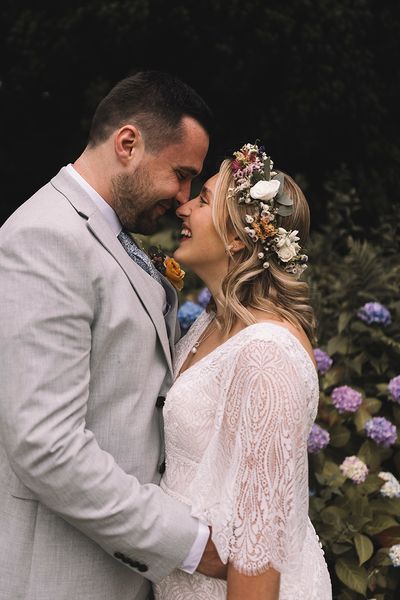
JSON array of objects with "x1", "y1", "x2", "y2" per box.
[{"x1": 66, "y1": 164, "x2": 122, "y2": 236}]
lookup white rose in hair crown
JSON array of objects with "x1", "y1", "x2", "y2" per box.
[
  {"x1": 229, "y1": 142, "x2": 308, "y2": 276},
  {"x1": 250, "y1": 179, "x2": 280, "y2": 201}
]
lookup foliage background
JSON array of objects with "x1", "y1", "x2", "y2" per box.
[
  {"x1": 1, "y1": 1, "x2": 400, "y2": 597},
  {"x1": 1, "y1": 0, "x2": 400, "y2": 228}
]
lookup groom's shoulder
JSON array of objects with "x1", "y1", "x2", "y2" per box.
[{"x1": 1, "y1": 170, "x2": 83, "y2": 238}]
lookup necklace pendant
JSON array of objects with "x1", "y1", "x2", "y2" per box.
[{"x1": 191, "y1": 346, "x2": 198, "y2": 354}]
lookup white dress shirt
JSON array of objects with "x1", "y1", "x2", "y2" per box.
[{"x1": 65, "y1": 164, "x2": 209, "y2": 573}]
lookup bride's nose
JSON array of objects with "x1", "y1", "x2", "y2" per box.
[{"x1": 176, "y1": 198, "x2": 193, "y2": 219}]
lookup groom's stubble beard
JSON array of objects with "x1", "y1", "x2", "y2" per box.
[{"x1": 110, "y1": 164, "x2": 166, "y2": 235}]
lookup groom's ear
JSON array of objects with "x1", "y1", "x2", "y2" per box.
[{"x1": 114, "y1": 125, "x2": 143, "y2": 164}]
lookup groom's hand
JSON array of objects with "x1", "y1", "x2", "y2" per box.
[{"x1": 196, "y1": 528, "x2": 227, "y2": 580}]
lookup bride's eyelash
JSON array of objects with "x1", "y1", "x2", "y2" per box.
[{"x1": 199, "y1": 196, "x2": 208, "y2": 205}]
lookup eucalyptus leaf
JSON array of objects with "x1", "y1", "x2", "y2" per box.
[
  {"x1": 276, "y1": 204, "x2": 293, "y2": 217},
  {"x1": 263, "y1": 156, "x2": 271, "y2": 179},
  {"x1": 275, "y1": 191, "x2": 293, "y2": 206}
]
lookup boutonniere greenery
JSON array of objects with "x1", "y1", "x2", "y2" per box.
[{"x1": 148, "y1": 246, "x2": 185, "y2": 291}]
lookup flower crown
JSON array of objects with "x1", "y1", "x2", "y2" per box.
[{"x1": 229, "y1": 142, "x2": 308, "y2": 276}]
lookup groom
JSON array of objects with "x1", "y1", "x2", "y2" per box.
[{"x1": 0, "y1": 71, "x2": 222, "y2": 600}]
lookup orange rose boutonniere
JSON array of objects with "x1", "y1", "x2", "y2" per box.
[{"x1": 148, "y1": 246, "x2": 185, "y2": 292}]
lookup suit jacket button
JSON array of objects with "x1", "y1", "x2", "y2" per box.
[
  {"x1": 128, "y1": 559, "x2": 139, "y2": 568},
  {"x1": 156, "y1": 396, "x2": 165, "y2": 408},
  {"x1": 158, "y1": 460, "x2": 166, "y2": 474},
  {"x1": 137, "y1": 563, "x2": 148, "y2": 572}
]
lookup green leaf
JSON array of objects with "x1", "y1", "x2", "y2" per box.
[
  {"x1": 322, "y1": 461, "x2": 346, "y2": 486},
  {"x1": 330, "y1": 424, "x2": 351, "y2": 447},
  {"x1": 327, "y1": 335, "x2": 348, "y2": 355},
  {"x1": 354, "y1": 532, "x2": 374, "y2": 565},
  {"x1": 338, "y1": 311, "x2": 353, "y2": 333},
  {"x1": 332, "y1": 543, "x2": 353, "y2": 555},
  {"x1": 354, "y1": 407, "x2": 372, "y2": 432},
  {"x1": 322, "y1": 366, "x2": 345, "y2": 388},
  {"x1": 320, "y1": 505, "x2": 346, "y2": 528},
  {"x1": 364, "y1": 514, "x2": 399, "y2": 535},
  {"x1": 335, "y1": 557, "x2": 367, "y2": 595},
  {"x1": 370, "y1": 497, "x2": 400, "y2": 516},
  {"x1": 349, "y1": 353, "x2": 365, "y2": 376},
  {"x1": 363, "y1": 397, "x2": 382, "y2": 415}
]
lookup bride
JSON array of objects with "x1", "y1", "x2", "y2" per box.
[{"x1": 153, "y1": 143, "x2": 332, "y2": 599}]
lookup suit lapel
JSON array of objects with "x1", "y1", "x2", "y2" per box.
[{"x1": 51, "y1": 168, "x2": 174, "y2": 374}]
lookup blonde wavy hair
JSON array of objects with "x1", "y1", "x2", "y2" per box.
[{"x1": 210, "y1": 158, "x2": 316, "y2": 343}]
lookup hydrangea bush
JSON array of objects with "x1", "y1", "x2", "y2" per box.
[{"x1": 306, "y1": 179, "x2": 400, "y2": 599}]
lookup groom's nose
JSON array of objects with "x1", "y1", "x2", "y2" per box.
[{"x1": 175, "y1": 180, "x2": 191, "y2": 205}]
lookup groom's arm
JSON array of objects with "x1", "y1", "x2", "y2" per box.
[{"x1": 0, "y1": 221, "x2": 200, "y2": 583}]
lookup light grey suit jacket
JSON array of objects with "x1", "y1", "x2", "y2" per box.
[{"x1": 0, "y1": 168, "x2": 199, "y2": 600}]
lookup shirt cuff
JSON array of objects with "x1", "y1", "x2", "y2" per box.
[{"x1": 180, "y1": 520, "x2": 210, "y2": 574}]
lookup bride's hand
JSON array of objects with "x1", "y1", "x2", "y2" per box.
[{"x1": 196, "y1": 529, "x2": 227, "y2": 580}]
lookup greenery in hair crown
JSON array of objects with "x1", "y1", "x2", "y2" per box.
[{"x1": 229, "y1": 142, "x2": 308, "y2": 276}]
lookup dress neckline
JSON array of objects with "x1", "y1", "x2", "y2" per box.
[{"x1": 177, "y1": 315, "x2": 317, "y2": 380}]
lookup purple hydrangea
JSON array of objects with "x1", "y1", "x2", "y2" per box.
[
  {"x1": 178, "y1": 301, "x2": 203, "y2": 333},
  {"x1": 388, "y1": 375, "x2": 400, "y2": 404},
  {"x1": 313, "y1": 348, "x2": 333, "y2": 374},
  {"x1": 307, "y1": 424, "x2": 330, "y2": 453},
  {"x1": 197, "y1": 287, "x2": 212, "y2": 308},
  {"x1": 365, "y1": 417, "x2": 398, "y2": 448},
  {"x1": 357, "y1": 302, "x2": 391, "y2": 326},
  {"x1": 331, "y1": 385, "x2": 363, "y2": 413}
]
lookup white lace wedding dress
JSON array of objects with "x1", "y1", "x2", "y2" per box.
[{"x1": 153, "y1": 311, "x2": 332, "y2": 599}]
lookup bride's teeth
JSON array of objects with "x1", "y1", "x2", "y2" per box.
[{"x1": 181, "y1": 228, "x2": 192, "y2": 238}]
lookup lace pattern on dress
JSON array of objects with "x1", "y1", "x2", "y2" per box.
[{"x1": 171, "y1": 313, "x2": 319, "y2": 575}]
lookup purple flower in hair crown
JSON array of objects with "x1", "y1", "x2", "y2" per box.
[{"x1": 229, "y1": 142, "x2": 308, "y2": 277}]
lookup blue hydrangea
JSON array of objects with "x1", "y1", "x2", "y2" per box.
[
  {"x1": 307, "y1": 424, "x2": 330, "y2": 453},
  {"x1": 178, "y1": 301, "x2": 203, "y2": 333},
  {"x1": 357, "y1": 302, "x2": 391, "y2": 326},
  {"x1": 365, "y1": 417, "x2": 397, "y2": 448},
  {"x1": 388, "y1": 375, "x2": 400, "y2": 404},
  {"x1": 313, "y1": 348, "x2": 333, "y2": 374},
  {"x1": 197, "y1": 287, "x2": 212, "y2": 308}
]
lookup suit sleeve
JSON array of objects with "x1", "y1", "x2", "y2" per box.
[{"x1": 0, "y1": 223, "x2": 198, "y2": 583}]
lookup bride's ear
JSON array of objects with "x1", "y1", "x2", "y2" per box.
[{"x1": 226, "y1": 237, "x2": 245, "y2": 254}]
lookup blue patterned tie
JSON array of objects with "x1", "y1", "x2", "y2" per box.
[{"x1": 117, "y1": 230, "x2": 163, "y2": 286}]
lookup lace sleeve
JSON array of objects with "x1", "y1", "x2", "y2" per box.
[{"x1": 188, "y1": 334, "x2": 311, "y2": 576}]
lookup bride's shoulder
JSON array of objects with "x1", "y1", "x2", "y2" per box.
[{"x1": 237, "y1": 320, "x2": 316, "y2": 369}]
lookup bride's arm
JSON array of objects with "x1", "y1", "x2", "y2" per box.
[
  {"x1": 227, "y1": 562, "x2": 280, "y2": 600},
  {"x1": 188, "y1": 333, "x2": 311, "y2": 591}
]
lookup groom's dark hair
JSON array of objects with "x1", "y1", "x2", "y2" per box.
[{"x1": 88, "y1": 70, "x2": 213, "y2": 151}]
